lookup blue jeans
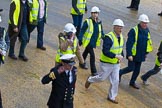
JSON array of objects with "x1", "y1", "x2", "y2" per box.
[
  {"x1": 119, "y1": 60, "x2": 142, "y2": 85},
  {"x1": 141, "y1": 65, "x2": 161, "y2": 81},
  {"x1": 28, "y1": 19, "x2": 45, "y2": 48},
  {"x1": 19, "y1": 24, "x2": 28, "y2": 56},
  {"x1": 72, "y1": 14, "x2": 83, "y2": 37}
]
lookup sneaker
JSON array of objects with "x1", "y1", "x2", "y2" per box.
[
  {"x1": 129, "y1": 83, "x2": 140, "y2": 89},
  {"x1": 79, "y1": 63, "x2": 88, "y2": 69}
]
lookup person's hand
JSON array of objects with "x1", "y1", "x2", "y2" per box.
[
  {"x1": 67, "y1": 39, "x2": 73, "y2": 46},
  {"x1": 58, "y1": 66, "x2": 65, "y2": 74},
  {"x1": 13, "y1": 27, "x2": 18, "y2": 32},
  {"x1": 160, "y1": 63, "x2": 162, "y2": 67},
  {"x1": 115, "y1": 55, "x2": 123, "y2": 62},
  {"x1": 128, "y1": 56, "x2": 133, "y2": 61}
]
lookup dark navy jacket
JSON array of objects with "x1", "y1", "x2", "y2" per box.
[
  {"x1": 126, "y1": 24, "x2": 150, "y2": 62},
  {"x1": 157, "y1": 41, "x2": 162, "y2": 63},
  {"x1": 78, "y1": 17, "x2": 104, "y2": 48},
  {"x1": 42, "y1": 65, "x2": 77, "y2": 108}
]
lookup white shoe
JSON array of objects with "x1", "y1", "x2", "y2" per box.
[{"x1": 143, "y1": 81, "x2": 149, "y2": 86}]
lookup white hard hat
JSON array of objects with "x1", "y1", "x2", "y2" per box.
[
  {"x1": 60, "y1": 54, "x2": 76, "y2": 65},
  {"x1": 112, "y1": 19, "x2": 124, "y2": 27},
  {"x1": 138, "y1": 14, "x2": 149, "y2": 23},
  {"x1": 91, "y1": 6, "x2": 100, "y2": 13},
  {"x1": 64, "y1": 23, "x2": 76, "y2": 33}
]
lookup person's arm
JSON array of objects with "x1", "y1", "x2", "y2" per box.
[
  {"x1": 102, "y1": 36, "x2": 115, "y2": 58},
  {"x1": 157, "y1": 41, "x2": 162, "y2": 63},
  {"x1": 9, "y1": 2, "x2": 17, "y2": 29},
  {"x1": 41, "y1": 67, "x2": 60, "y2": 84},
  {"x1": 126, "y1": 29, "x2": 135, "y2": 57},
  {"x1": 100, "y1": 21, "x2": 105, "y2": 38},
  {"x1": 78, "y1": 20, "x2": 88, "y2": 45},
  {"x1": 72, "y1": 0, "x2": 80, "y2": 14},
  {"x1": 75, "y1": 43, "x2": 84, "y2": 64}
]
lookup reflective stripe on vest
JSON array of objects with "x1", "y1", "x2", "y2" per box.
[
  {"x1": 82, "y1": 19, "x2": 101, "y2": 48},
  {"x1": 71, "y1": 0, "x2": 86, "y2": 15},
  {"x1": 9, "y1": 0, "x2": 20, "y2": 26},
  {"x1": 55, "y1": 37, "x2": 78, "y2": 63},
  {"x1": 132, "y1": 26, "x2": 153, "y2": 56},
  {"x1": 100, "y1": 32, "x2": 124, "y2": 64}
]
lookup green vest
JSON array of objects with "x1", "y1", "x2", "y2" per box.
[
  {"x1": 100, "y1": 32, "x2": 124, "y2": 64},
  {"x1": 132, "y1": 26, "x2": 153, "y2": 56},
  {"x1": 82, "y1": 19, "x2": 102, "y2": 48},
  {"x1": 9, "y1": 0, "x2": 20, "y2": 26},
  {"x1": 155, "y1": 56, "x2": 160, "y2": 66},
  {"x1": 55, "y1": 37, "x2": 78, "y2": 63},
  {"x1": 71, "y1": 0, "x2": 86, "y2": 15}
]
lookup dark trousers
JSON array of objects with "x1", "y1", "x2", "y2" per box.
[
  {"x1": 129, "y1": 0, "x2": 140, "y2": 9},
  {"x1": 141, "y1": 65, "x2": 161, "y2": 81},
  {"x1": 28, "y1": 19, "x2": 45, "y2": 48},
  {"x1": 72, "y1": 14, "x2": 83, "y2": 37},
  {"x1": 48, "y1": 102, "x2": 73, "y2": 108},
  {"x1": 119, "y1": 60, "x2": 142, "y2": 85},
  {"x1": 82, "y1": 45, "x2": 97, "y2": 74},
  {"x1": 0, "y1": 90, "x2": 3, "y2": 108},
  {"x1": 9, "y1": 24, "x2": 28, "y2": 56}
]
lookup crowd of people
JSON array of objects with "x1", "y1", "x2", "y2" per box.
[{"x1": 0, "y1": 0, "x2": 162, "y2": 108}]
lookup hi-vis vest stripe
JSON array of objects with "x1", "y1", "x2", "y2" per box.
[
  {"x1": 100, "y1": 32, "x2": 124, "y2": 64},
  {"x1": 132, "y1": 25, "x2": 153, "y2": 56},
  {"x1": 155, "y1": 56, "x2": 160, "y2": 66},
  {"x1": 55, "y1": 37, "x2": 78, "y2": 63},
  {"x1": 71, "y1": 0, "x2": 86, "y2": 15},
  {"x1": 9, "y1": 0, "x2": 20, "y2": 26},
  {"x1": 82, "y1": 19, "x2": 101, "y2": 48}
]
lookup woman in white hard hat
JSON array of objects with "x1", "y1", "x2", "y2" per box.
[
  {"x1": 119, "y1": 14, "x2": 153, "y2": 89},
  {"x1": 78, "y1": 6, "x2": 104, "y2": 76},
  {"x1": 85, "y1": 19, "x2": 125, "y2": 104},
  {"x1": 55, "y1": 23, "x2": 88, "y2": 69}
]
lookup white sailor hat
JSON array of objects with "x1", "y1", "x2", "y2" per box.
[{"x1": 60, "y1": 54, "x2": 76, "y2": 65}]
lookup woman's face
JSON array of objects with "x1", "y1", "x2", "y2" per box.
[{"x1": 91, "y1": 12, "x2": 99, "y2": 20}]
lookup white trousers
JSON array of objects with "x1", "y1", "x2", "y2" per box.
[{"x1": 88, "y1": 62, "x2": 120, "y2": 100}]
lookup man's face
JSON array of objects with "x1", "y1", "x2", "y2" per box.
[
  {"x1": 114, "y1": 25, "x2": 123, "y2": 35},
  {"x1": 62, "y1": 62, "x2": 73, "y2": 70},
  {"x1": 140, "y1": 22, "x2": 148, "y2": 29},
  {"x1": 91, "y1": 12, "x2": 99, "y2": 19}
]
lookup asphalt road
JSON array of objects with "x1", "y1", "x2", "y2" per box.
[{"x1": 0, "y1": 0, "x2": 162, "y2": 108}]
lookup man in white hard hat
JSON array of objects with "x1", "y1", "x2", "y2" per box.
[
  {"x1": 55, "y1": 23, "x2": 88, "y2": 69},
  {"x1": 42, "y1": 54, "x2": 77, "y2": 108},
  {"x1": 78, "y1": 6, "x2": 104, "y2": 76},
  {"x1": 119, "y1": 14, "x2": 153, "y2": 89},
  {"x1": 85, "y1": 19, "x2": 125, "y2": 104},
  {"x1": 71, "y1": 0, "x2": 87, "y2": 37}
]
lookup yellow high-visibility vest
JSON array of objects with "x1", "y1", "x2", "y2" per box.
[
  {"x1": 100, "y1": 32, "x2": 124, "y2": 64},
  {"x1": 82, "y1": 19, "x2": 101, "y2": 48},
  {"x1": 8, "y1": 0, "x2": 20, "y2": 26},
  {"x1": 71, "y1": 0, "x2": 86, "y2": 15},
  {"x1": 132, "y1": 25, "x2": 153, "y2": 56},
  {"x1": 55, "y1": 37, "x2": 78, "y2": 63}
]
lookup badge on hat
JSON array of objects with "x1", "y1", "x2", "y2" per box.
[{"x1": 60, "y1": 54, "x2": 76, "y2": 65}]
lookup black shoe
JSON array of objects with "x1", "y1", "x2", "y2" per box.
[
  {"x1": 129, "y1": 83, "x2": 140, "y2": 89},
  {"x1": 79, "y1": 63, "x2": 88, "y2": 69},
  {"x1": 130, "y1": 8, "x2": 138, "y2": 11},
  {"x1": 0, "y1": 9, "x2": 3, "y2": 12},
  {"x1": 127, "y1": 6, "x2": 134, "y2": 9},
  {"x1": 85, "y1": 77, "x2": 91, "y2": 89},
  {"x1": 107, "y1": 97, "x2": 118, "y2": 104},
  {"x1": 8, "y1": 55, "x2": 18, "y2": 60},
  {"x1": 18, "y1": 55, "x2": 28, "y2": 62},
  {"x1": 37, "y1": 46, "x2": 46, "y2": 50},
  {"x1": 158, "y1": 12, "x2": 162, "y2": 16}
]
